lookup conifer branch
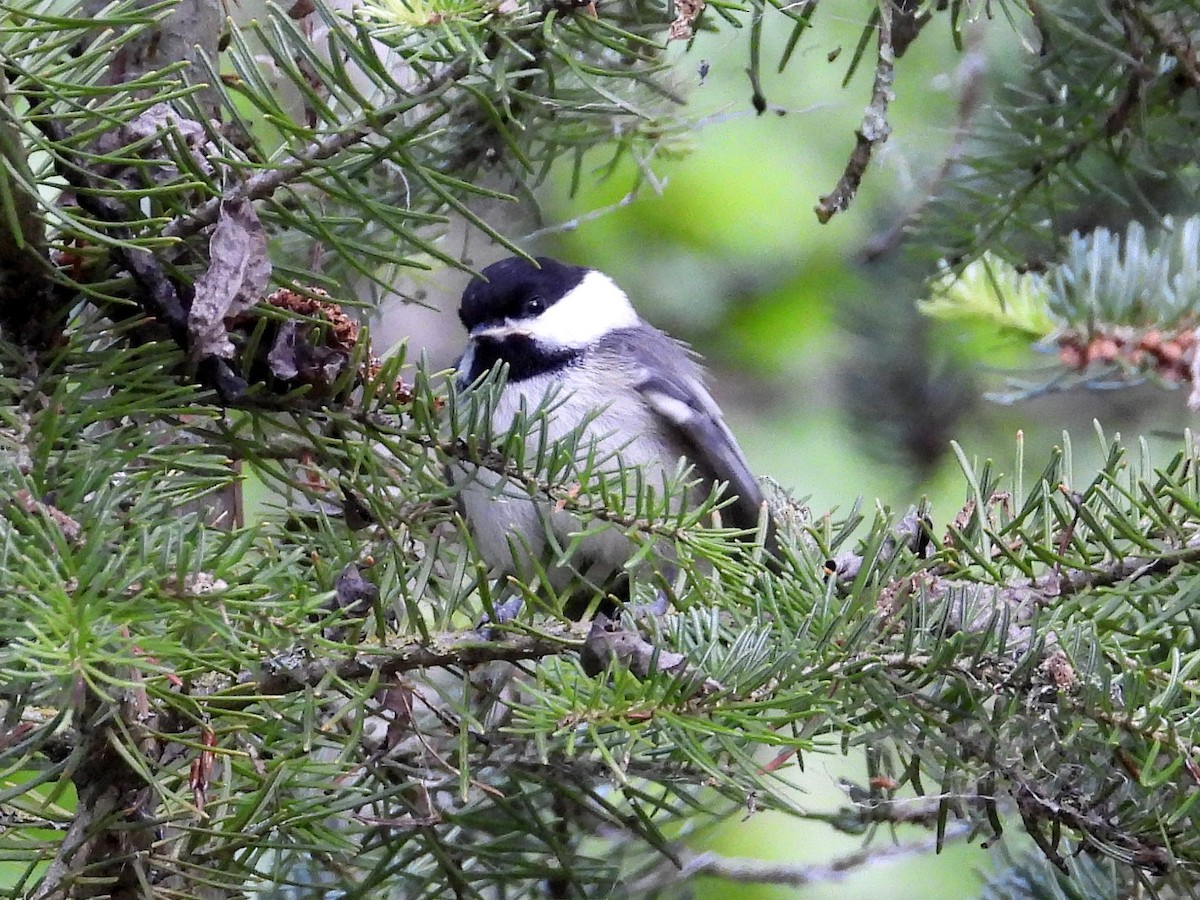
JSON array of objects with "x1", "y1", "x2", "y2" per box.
[
  {"x1": 252, "y1": 623, "x2": 588, "y2": 695},
  {"x1": 862, "y1": 23, "x2": 986, "y2": 261},
  {"x1": 160, "y1": 59, "x2": 470, "y2": 243}
]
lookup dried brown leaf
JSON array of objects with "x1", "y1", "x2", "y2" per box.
[
  {"x1": 13, "y1": 490, "x2": 82, "y2": 542},
  {"x1": 189, "y1": 199, "x2": 271, "y2": 359},
  {"x1": 327, "y1": 562, "x2": 380, "y2": 618},
  {"x1": 94, "y1": 102, "x2": 215, "y2": 180},
  {"x1": 267, "y1": 320, "x2": 348, "y2": 385}
]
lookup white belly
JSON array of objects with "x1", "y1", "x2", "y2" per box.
[{"x1": 458, "y1": 373, "x2": 692, "y2": 596}]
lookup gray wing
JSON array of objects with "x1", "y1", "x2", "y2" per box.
[{"x1": 597, "y1": 328, "x2": 770, "y2": 538}]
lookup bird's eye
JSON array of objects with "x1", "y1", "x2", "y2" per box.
[{"x1": 523, "y1": 296, "x2": 545, "y2": 316}]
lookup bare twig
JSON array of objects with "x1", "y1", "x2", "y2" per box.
[
  {"x1": 251, "y1": 623, "x2": 589, "y2": 695},
  {"x1": 631, "y1": 824, "x2": 970, "y2": 893},
  {"x1": 815, "y1": 1, "x2": 895, "y2": 223},
  {"x1": 522, "y1": 188, "x2": 647, "y2": 243},
  {"x1": 862, "y1": 23, "x2": 986, "y2": 261}
]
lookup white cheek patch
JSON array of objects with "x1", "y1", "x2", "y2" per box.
[{"x1": 520, "y1": 270, "x2": 640, "y2": 349}]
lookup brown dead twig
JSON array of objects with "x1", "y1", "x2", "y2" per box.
[
  {"x1": 629, "y1": 823, "x2": 971, "y2": 894},
  {"x1": 252, "y1": 623, "x2": 589, "y2": 695},
  {"x1": 862, "y1": 22, "x2": 987, "y2": 261},
  {"x1": 815, "y1": 2, "x2": 895, "y2": 223}
]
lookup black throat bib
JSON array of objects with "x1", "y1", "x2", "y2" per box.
[{"x1": 468, "y1": 334, "x2": 581, "y2": 383}]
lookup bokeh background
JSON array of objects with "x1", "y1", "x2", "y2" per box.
[{"x1": 374, "y1": 3, "x2": 1197, "y2": 897}]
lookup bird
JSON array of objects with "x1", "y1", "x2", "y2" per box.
[{"x1": 452, "y1": 255, "x2": 777, "y2": 615}]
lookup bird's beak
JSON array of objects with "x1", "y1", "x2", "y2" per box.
[{"x1": 470, "y1": 321, "x2": 527, "y2": 342}]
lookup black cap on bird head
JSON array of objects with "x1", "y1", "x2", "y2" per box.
[{"x1": 459, "y1": 257, "x2": 588, "y2": 332}]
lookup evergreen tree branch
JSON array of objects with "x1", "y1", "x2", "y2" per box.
[
  {"x1": 23, "y1": 97, "x2": 248, "y2": 401},
  {"x1": 1010, "y1": 770, "x2": 1171, "y2": 876},
  {"x1": 34, "y1": 683, "x2": 163, "y2": 900},
  {"x1": 916, "y1": 2, "x2": 1198, "y2": 271},
  {"x1": 160, "y1": 57, "x2": 471, "y2": 244},
  {"x1": 1128, "y1": 3, "x2": 1200, "y2": 91},
  {"x1": 252, "y1": 623, "x2": 588, "y2": 695}
]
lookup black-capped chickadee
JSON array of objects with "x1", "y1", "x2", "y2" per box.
[{"x1": 454, "y1": 256, "x2": 777, "y2": 609}]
